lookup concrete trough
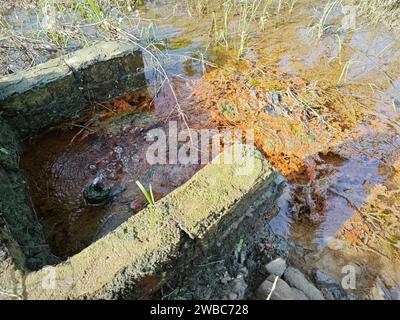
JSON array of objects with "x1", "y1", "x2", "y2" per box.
[{"x1": 0, "y1": 42, "x2": 284, "y2": 300}]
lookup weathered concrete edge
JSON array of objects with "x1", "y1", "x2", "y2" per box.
[
  {"x1": 1, "y1": 144, "x2": 284, "y2": 300},
  {"x1": 0, "y1": 118, "x2": 56, "y2": 272},
  {"x1": 0, "y1": 41, "x2": 147, "y2": 137},
  {"x1": 0, "y1": 40, "x2": 143, "y2": 100}
]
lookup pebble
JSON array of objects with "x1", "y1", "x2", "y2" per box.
[
  {"x1": 313, "y1": 269, "x2": 338, "y2": 287},
  {"x1": 231, "y1": 274, "x2": 247, "y2": 300},
  {"x1": 291, "y1": 288, "x2": 309, "y2": 300},
  {"x1": 265, "y1": 257, "x2": 287, "y2": 277},
  {"x1": 228, "y1": 292, "x2": 238, "y2": 300},
  {"x1": 256, "y1": 275, "x2": 294, "y2": 300},
  {"x1": 320, "y1": 287, "x2": 335, "y2": 300},
  {"x1": 390, "y1": 287, "x2": 400, "y2": 300},
  {"x1": 88, "y1": 164, "x2": 97, "y2": 173},
  {"x1": 370, "y1": 276, "x2": 392, "y2": 300},
  {"x1": 312, "y1": 269, "x2": 344, "y2": 300},
  {"x1": 221, "y1": 275, "x2": 231, "y2": 285},
  {"x1": 0, "y1": 248, "x2": 7, "y2": 261},
  {"x1": 114, "y1": 146, "x2": 123, "y2": 154},
  {"x1": 283, "y1": 267, "x2": 324, "y2": 300}
]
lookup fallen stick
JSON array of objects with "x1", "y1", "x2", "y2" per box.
[{"x1": 266, "y1": 276, "x2": 279, "y2": 301}]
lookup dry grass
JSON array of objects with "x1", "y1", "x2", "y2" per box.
[
  {"x1": 0, "y1": 0, "x2": 152, "y2": 74},
  {"x1": 356, "y1": 0, "x2": 400, "y2": 28}
]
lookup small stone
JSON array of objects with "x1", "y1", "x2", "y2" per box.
[
  {"x1": 320, "y1": 287, "x2": 335, "y2": 300},
  {"x1": 114, "y1": 146, "x2": 123, "y2": 154},
  {"x1": 231, "y1": 275, "x2": 247, "y2": 300},
  {"x1": 221, "y1": 275, "x2": 231, "y2": 285},
  {"x1": 283, "y1": 267, "x2": 324, "y2": 300},
  {"x1": 371, "y1": 285, "x2": 387, "y2": 300},
  {"x1": 313, "y1": 269, "x2": 338, "y2": 287},
  {"x1": 313, "y1": 269, "x2": 343, "y2": 300},
  {"x1": 239, "y1": 267, "x2": 248, "y2": 277},
  {"x1": 271, "y1": 92, "x2": 282, "y2": 105},
  {"x1": 228, "y1": 293, "x2": 238, "y2": 300},
  {"x1": 291, "y1": 288, "x2": 309, "y2": 300},
  {"x1": 256, "y1": 275, "x2": 294, "y2": 300},
  {"x1": 393, "y1": 99, "x2": 400, "y2": 110},
  {"x1": 265, "y1": 257, "x2": 287, "y2": 277},
  {"x1": 239, "y1": 250, "x2": 246, "y2": 265},
  {"x1": 370, "y1": 276, "x2": 392, "y2": 300},
  {"x1": 0, "y1": 248, "x2": 7, "y2": 261},
  {"x1": 390, "y1": 287, "x2": 400, "y2": 300},
  {"x1": 88, "y1": 164, "x2": 97, "y2": 173}
]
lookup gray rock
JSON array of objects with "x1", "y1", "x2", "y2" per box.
[
  {"x1": 283, "y1": 267, "x2": 324, "y2": 300},
  {"x1": 231, "y1": 274, "x2": 247, "y2": 300},
  {"x1": 256, "y1": 275, "x2": 294, "y2": 300},
  {"x1": 0, "y1": 246, "x2": 7, "y2": 261},
  {"x1": 313, "y1": 269, "x2": 343, "y2": 300},
  {"x1": 313, "y1": 269, "x2": 338, "y2": 287},
  {"x1": 221, "y1": 275, "x2": 231, "y2": 285},
  {"x1": 320, "y1": 287, "x2": 335, "y2": 300},
  {"x1": 370, "y1": 276, "x2": 392, "y2": 300},
  {"x1": 390, "y1": 287, "x2": 400, "y2": 300},
  {"x1": 270, "y1": 235, "x2": 292, "y2": 259},
  {"x1": 265, "y1": 257, "x2": 287, "y2": 277},
  {"x1": 228, "y1": 292, "x2": 238, "y2": 300},
  {"x1": 291, "y1": 288, "x2": 309, "y2": 300}
]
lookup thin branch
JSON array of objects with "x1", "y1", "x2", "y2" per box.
[{"x1": 266, "y1": 276, "x2": 279, "y2": 300}]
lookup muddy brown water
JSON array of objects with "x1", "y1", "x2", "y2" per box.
[
  {"x1": 6, "y1": 0, "x2": 400, "y2": 297},
  {"x1": 21, "y1": 87, "x2": 209, "y2": 258},
  {"x1": 22, "y1": 118, "x2": 201, "y2": 258}
]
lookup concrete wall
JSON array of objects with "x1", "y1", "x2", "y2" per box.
[
  {"x1": 0, "y1": 41, "x2": 146, "y2": 138},
  {"x1": 0, "y1": 118, "x2": 56, "y2": 271},
  {"x1": 1, "y1": 144, "x2": 283, "y2": 299}
]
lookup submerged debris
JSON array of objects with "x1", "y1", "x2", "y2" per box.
[
  {"x1": 83, "y1": 177, "x2": 113, "y2": 207},
  {"x1": 191, "y1": 56, "x2": 363, "y2": 178}
]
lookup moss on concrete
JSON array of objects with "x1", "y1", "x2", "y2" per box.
[
  {"x1": 0, "y1": 118, "x2": 56, "y2": 271},
  {"x1": 167, "y1": 145, "x2": 274, "y2": 239},
  {"x1": 64, "y1": 41, "x2": 146, "y2": 102},
  {"x1": 0, "y1": 58, "x2": 85, "y2": 138},
  {"x1": 0, "y1": 41, "x2": 146, "y2": 138}
]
